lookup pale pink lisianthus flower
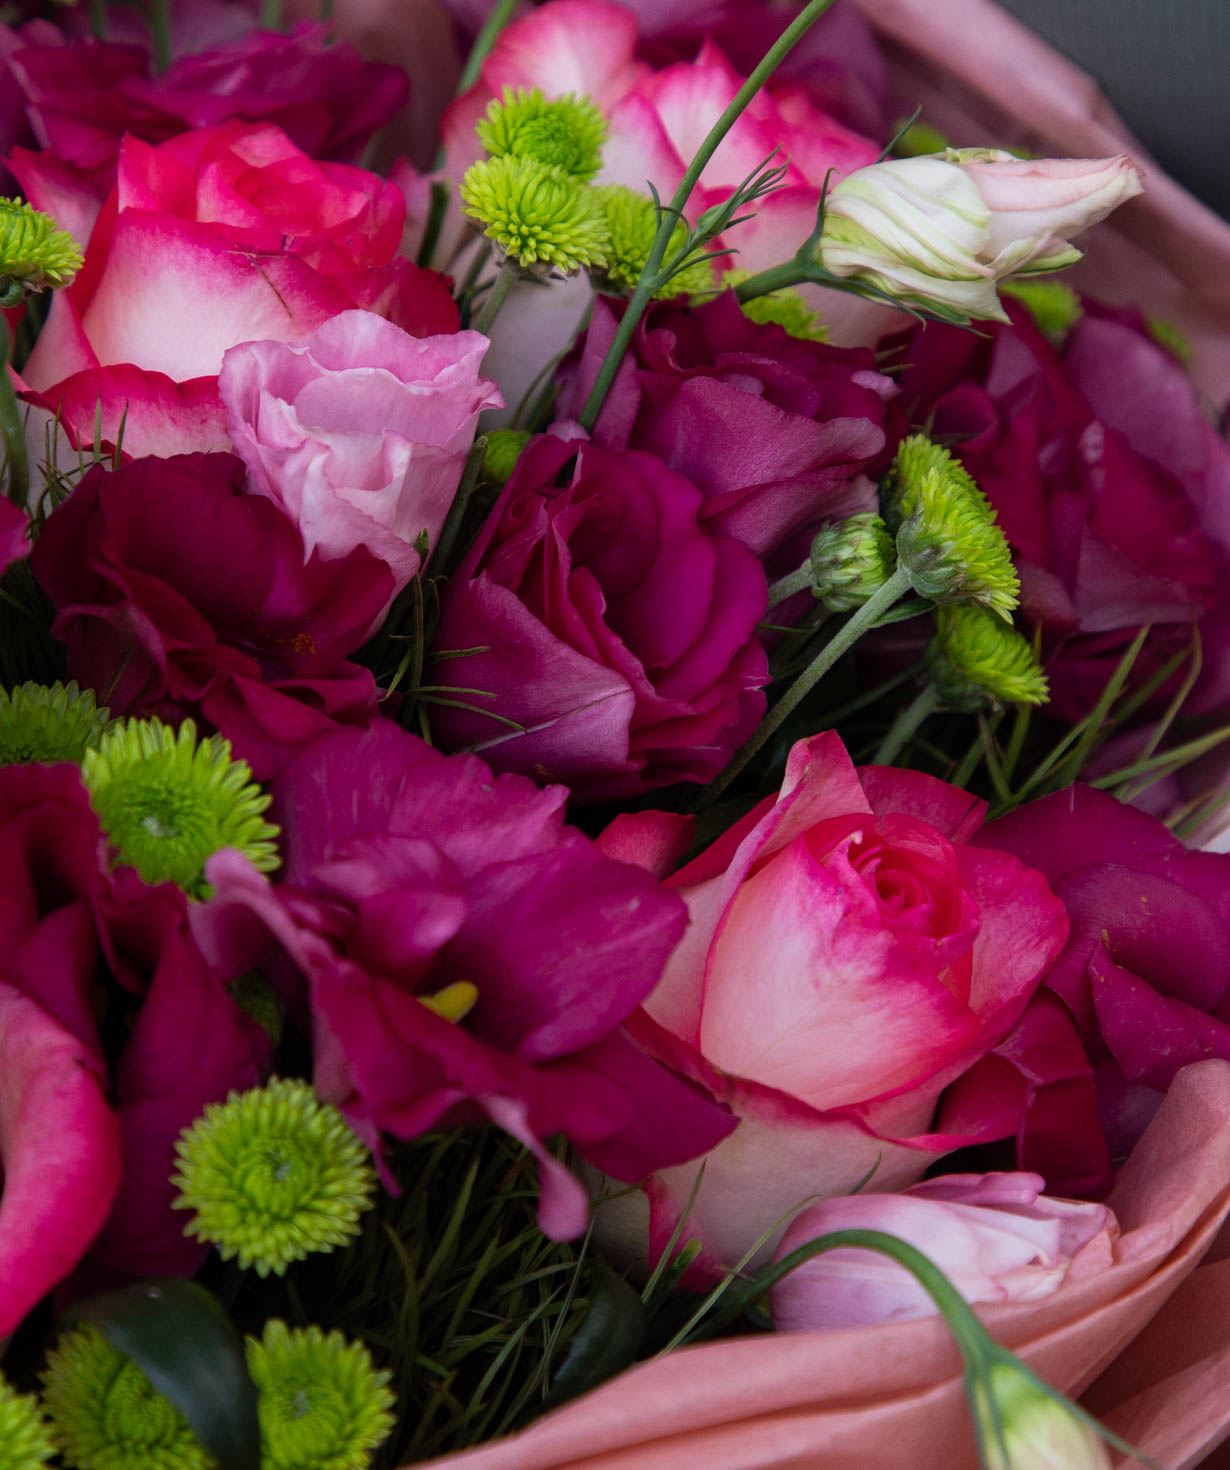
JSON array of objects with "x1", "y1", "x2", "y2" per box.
[
  {"x1": 220, "y1": 310, "x2": 502, "y2": 592},
  {"x1": 770, "y1": 1172, "x2": 1115, "y2": 1331}
]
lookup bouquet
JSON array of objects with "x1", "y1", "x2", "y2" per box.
[{"x1": 2, "y1": 1, "x2": 1230, "y2": 1467}]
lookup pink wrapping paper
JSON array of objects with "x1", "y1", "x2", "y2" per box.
[{"x1": 411, "y1": 1062, "x2": 1230, "y2": 1468}]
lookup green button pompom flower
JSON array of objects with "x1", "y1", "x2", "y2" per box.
[
  {"x1": 477, "y1": 86, "x2": 607, "y2": 181},
  {"x1": 928, "y1": 603, "x2": 1049, "y2": 711},
  {"x1": 592, "y1": 184, "x2": 715, "y2": 300},
  {"x1": 0, "y1": 197, "x2": 83, "y2": 305},
  {"x1": 41, "y1": 1326, "x2": 213, "y2": 1470},
  {"x1": 246, "y1": 1320, "x2": 395, "y2": 1470},
  {"x1": 809, "y1": 513, "x2": 898, "y2": 612},
  {"x1": 172, "y1": 1078, "x2": 377, "y2": 1277},
  {"x1": 0, "y1": 680, "x2": 112, "y2": 767},
  {"x1": 81, "y1": 717, "x2": 279, "y2": 897},
  {"x1": 461, "y1": 155, "x2": 608, "y2": 277},
  {"x1": 0, "y1": 1376, "x2": 55, "y2": 1470}
]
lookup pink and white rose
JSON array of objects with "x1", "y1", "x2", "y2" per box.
[{"x1": 221, "y1": 311, "x2": 501, "y2": 593}]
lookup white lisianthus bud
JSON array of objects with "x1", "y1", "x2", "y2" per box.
[
  {"x1": 972, "y1": 1360, "x2": 1113, "y2": 1470},
  {"x1": 818, "y1": 149, "x2": 1143, "y2": 321}
]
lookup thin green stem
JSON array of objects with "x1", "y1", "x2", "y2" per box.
[
  {"x1": 456, "y1": 0, "x2": 520, "y2": 95},
  {"x1": 704, "y1": 563, "x2": 911, "y2": 803},
  {"x1": 734, "y1": 260, "x2": 812, "y2": 301},
  {"x1": 259, "y1": 0, "x2": 281, "y2": 29},
  {"x1": 319, "y1": 0, "x2": 334, "y2": 17},
  {"x1": 148, "y1": 0, "x2": 172, "y2": 72},
  {"x1": 0, "y1": 314, "x2": 29, "y2": 511},
  {"x1": 872, "y1": 683, "x2": 942, "y2": 765},
  {"x1": 578, "y1": 0, "x2": 838, "y2": 433},
  {"x1": 89, "y1": 0, "x2": 108, "y2": 38},
  {"x1": 431, "y1": 436, "x2": 488, "y2": 578},
  {"x1": 472, "y1": 260, "x2": 519, "y2": 336},
  {"x1": 767, "y1": 562, "x2": 814, "y2": 608}
]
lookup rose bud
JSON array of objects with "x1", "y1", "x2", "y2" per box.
[{"x1": 819, "y1": 150, "x2": 1143, "y2": 321}]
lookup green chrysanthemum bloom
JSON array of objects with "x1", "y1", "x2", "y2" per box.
[
  {"x1": 173, "y1": 1078, "x2": 376, "y2": 1277},
  {"x1": 461, "y1": 155, "x2": 608, "y2": 276},
  {"x1": 477, "y1": 86, "x2": 607, "y2": 181},
  {"x1": 482, "y1": 428, "x2": 532, "y2": 485},
  {"x1": 0, "y1": 680, "x2": 112, "y2": 766},
  {"x1": 591, "y1": 185, "x2": 715, "y2": 299},
  {"x1": 0, "y1": 1376, "x2": 55, "y2": 1470},
  {"x1": 1000, "y1": 278, "x2": 1083, "y2": 342},
  {"x1": 928, "y1": 603, "x2": 1049, "y2": 711},
  {"x1": 734, "y1": 286, "x2": 827, "y2": 341},
  {"x1": 0, "y1": 198, "x2": 83, "y2": 304},
  {"x1": 809, "y1": 513, "x2": 898, "y2": 612},
  {"x1": 42, "y1": 1326, "x2": 214, "y2": 1470},
  {"x1": 246, "y1": 1320, "x2": 395, "y2": 1470},
  {"x1": 890, "y1": 118, "x2": 950, "y2": 157},
  {"x1": 81, "y1": 717, "x2": 279, "y2": 896},
  {"x1": 883, "y1": 434, "x2": 1019, "y2": 619}
]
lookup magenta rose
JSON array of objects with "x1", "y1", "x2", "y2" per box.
[
  {"x1": 17, "y1": 120, "x2": 458, "y2": 459},
  {"x1": 220, "y1": 311, "x2": 501, "y2": 596},
  {"x1": 195, "y1": 721, "x2": 735, "y2": 1239},
  {"x1": 937, "y1": 784, "x2": 1230, "y2": 1195},
  {"x1": 591, "y1": 734, "x2": 1068, "y2": 1279},
  {"x1": 770, "y1": 1171, "x2": 1115, "y2": 1331},
  {"x1": 31, "y1": 452, "x2": 393, "y2": 777},
  {"x1": 429, "y1": 435, "x2": 769, "y2": 799},
  {"x1": 888, "y1": 302, "x2": 1230, "y2": 719},
  {"x1": 563, "y1": 292, "x2": 903, "y2": 563}
]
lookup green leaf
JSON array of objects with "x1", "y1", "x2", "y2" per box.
[
  {"x1": 69, "y1": 1278, "x2": 261, "y2": 1470},
  {"x1": 544, "y1": 1264, "x2": 647, "y2": 1407}
]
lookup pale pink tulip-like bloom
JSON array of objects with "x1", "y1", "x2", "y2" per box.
[
  {"x1": 220, "y1": 311, "x2": 501, "y2": 593},
  {"x1": 770, "y1": 1173, "x2": 1115, "y2": 1331},
  {"x1": 820, "y1": 149, "x2": 1143, "y2": 320}
]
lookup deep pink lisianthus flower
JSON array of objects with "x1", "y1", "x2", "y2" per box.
[
  {"x1": 0, "y1": 497, "x2": 28, "y2": 574},
  {"x1": 936, "y1": 785, "x2": 1230, "y2": 1195},
  {"x1": 770, "y1": 1172, "x2": 1115, "y2": 1330},
  {"x1": 887, "y1": 302, "x2": 1230, "y2": 719},
  {"x1": 194, "y1": 721, "x2": 734, "y2": 1239},
  {"x1": 221, "y1": 312, "x2": 502, "y2": 597},
  {"x1": 590, "y1": 734, "x2": 1068, "y2": 1280},
  {"x1": 31, "y1": 453, "x2": 393, "y2": 778},
  {"x1": 15, "y1": 120, "x2": 458, "y2": 459},
  {"x1": 428, "y1": 435, "x2": 769, "y2": 799},
  {"x1": 563, "y1": 292, "x2": 902, "y2": 564},
  {"x1": 0, "y1": 982, "x2": 121, "y2": 1337}
]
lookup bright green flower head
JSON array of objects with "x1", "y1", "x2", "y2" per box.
[
  {"x1": 42, "y1": 1326, "x2": 213, "y2": 1470},
  {"x1": 0, "y1": 680, "x2": 112, "y2": 767},
  {"x1": 0, "y1": 197, "x2": 82, "y2": 304},
  {"x1": 461, "y1": 155, "x2": 608, "y2": 277},
  {"x1": 81, "y1": 717, "x2": 279, "y2": 897},
  {"x1": 0, "y1": 1377, "x2": 55, "y2": 1470},
  {"x1": 592, "y1": 185, "x2": 715, "y2": 299},
  {"x1": 809, "y1": 513, "x2": 897, "y2": 612},
  {"x1": 928, "y1": 603, "x2": 1049, "y2": 711},
  {"x1": 246, "y1": 1320, "x2": 395, "y2": 1470},
  {"x1": 1000, "y1": 277, "x2": 1083, "y2": 343},
  {"x1": 173, "y1": 1078, "x2": 377, "y2": 1277},
  {"x1": 884, "y1": 434, "x2": 1019, "y2": 619},
  {"x1": 734, "y1": 285, "x2": 827, "y2": 341},
  {"x1": 482, "y1": 428, "x2": 532, "y2": 485},
  {"x1": 477, "y1": 86, "x2": 607, "y2": 181}
]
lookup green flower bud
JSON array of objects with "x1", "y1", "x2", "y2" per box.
[
  {"x1": 172, "y1": 1077, "x2": 376, "y2": 1278},
  {"x1": 477, "y1": 86, "x2": 607, "y2": 181},
  {"x1": 928, "y1": 603, "x2": 1049, "y2": 711},
  {"x1": 725, "y1": 271, "x2": 826, "y2": 340},
  {"x1": 1000, "y1": 278, "x2": 1083, "y2": 343},
  {"x1": 0, "y1": 680, "x2": 113, "y2": 767},
  {"x1": 809, "y1": 513, "x2": 897, "y2": 611},
  {"x1": 460, "y1": 155, "x2": 608, "y2": 277},
  {"x1": 482, "y1": 428, "x2": 532, "y2": 485},
  {"x1": 971, "y1": 1359, "x2": 1111, "y2": 1470},
  {"x1": 1147, "y1": 314, "x2": 1193, "y2": 367},
  {"x1": 884, "y1": 434, "x2": 1019, "y2": 619},
  {"x1": 591, "y1": 184, "x2": 715, "y2": 299},
  {"x1": 81, "y1": 716, "x2": 279, "y2": 897},
  {"x1": 0, "y1": 197, "x2": 83, "y2": 305},
  {"x1": 246, "y1": 1320, "x2": 395, "y2": 1470},
  {"x1": 0, "y1": 1376, "x2": 55, "y2": 1470}
]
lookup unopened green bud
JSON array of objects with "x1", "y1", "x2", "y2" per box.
[
  {"x1": 461, "y1": 155, "x2": 608, "y2": 277},
  {"x1": 928, "y1": 603, "x2": 1049, "y2": 710},
  {"x1": 810, "y1": 513, "x2": 897, "y2": 611},
  {"x1": 0, "y1": 197, "x2": 83, "y2": 305},
  {"x1": 726, "y1": 270, "x2": 826, "y2": 340},
  {"x1": 477, "y1": 86, "x2": 607, "y2": 181},
  {"x1": 884, "y1": 434, "x2": 1019, "y2": 619},
  {"x1": 971, "y1": 1359, "x2": 1111, "y2": 1470},
  {"x1": 1000, "y1": 278, "x2": 1083, "y2": 342},
  {"x1": 1146, "y1": 314, "x2": 1193, "y2": 367},
  {"x1": 592, "y1": 185, "x2": 715, "y2": 299},
  {"x1": 483, "y1": 429, "x2": 531, "y2": 485}
]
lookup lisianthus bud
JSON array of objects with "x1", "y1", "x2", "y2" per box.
[
  {"x1": 461, "y1": 155, "x2": 608, "y2": 277},
  {"x1": 482, "y1": 429, "x2": 532, "y2": 485},
  {"x1": 928, "y1": 604, "x2": 1049, "y2": 710},
  {"x1": 972, "y1": 1360, "x2": 1112, "y2": 1470},
  {"x1": 810, "y1": 513, "x2": 896, "y2": 611},
  {"x1": 818, "y1": 149, "x2": 1142, "y2": 322},
  {"x1": 0, "y1": 197, "x2": 83, "y2": 305},
  {"x1": 884, "y1": 435, "x2": 1019, "y2": 618},
  {"x1": 477, "y1": 86, "x2": 607, "y2": 182},
  {"x1": 592, "y1": 185, "x2": 715, "y2": 299}
]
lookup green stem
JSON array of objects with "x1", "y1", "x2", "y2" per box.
[
  {"x1": 0, "y1": 314, "x2": 29, "y2": 512},
  {"x1": 259, "y1": 0, "x2": 281, "y2": 29},
  {"x1": 89, "y1": 0, "x2": 108, "y2": 38},
  {"x1": 578, "y1": 0, "x2": 838, "y2": 433},
  {"x1": 767, "y1": 562, "x2": 814, "y2": 608},
  {"x1": 873, "y1": 683, "x2": 942, "y2": 765},
  {"x1": 734, "y1": 260, "x2": 812, "y2": 302},
  {"x1": 149, "y1": 0, "x2": 172, "y2": 72},
  {"x1": 705, "y1": 564, "x2": 911, "y2": 803},
  {"x1": 431, "y1": 435, "x2": 488, "y2": 578},
  {"x1": 319, "y1": 0, "x2": 334, "y2": 17},
  {"x1": 472, "y1": 260, "x2": 519, "y2": 335},
  {"x1": 457, "y1": 0, "x2": 521, "y2": 95}
]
